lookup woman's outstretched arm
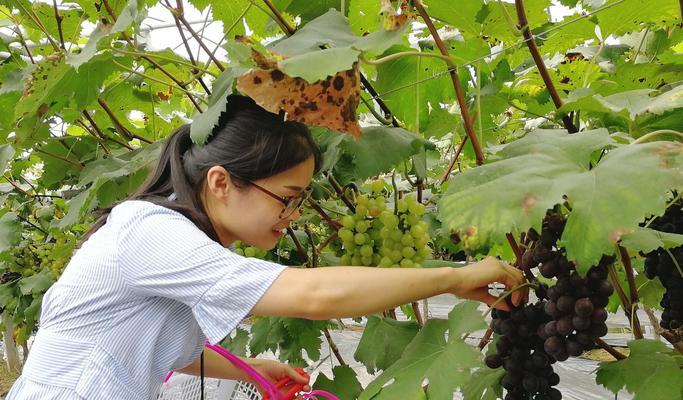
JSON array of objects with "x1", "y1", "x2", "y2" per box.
[{"x1": 251, "y1": 257, "x2": 525, "y2": 320}]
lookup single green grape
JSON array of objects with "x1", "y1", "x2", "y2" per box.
[
  {"x1": 400, "y1": 259, "x2": 414, "y2": 268},
  {"x1": 371, "y1": 180, "x2": 384, "y2": 193},
  {"x1": 338, "y1": 228, "x2": 354, "y2": 242},
  {"x1": 244, "y1": 247, "x2": 257, "y2": 257},
  {"x1": 401, "y1": 234, "x2": 414, "y2": 247},
  {"x1": 360, "y1": 245, "x2": 373, "y2": 257},
  {"x1": 379, "y1": 257, "x2": 393, "y2": 268},
  {"x1": 402, "y1": 247, "x2": 416, "y2": 258},
  {"x1": 342, "y1": 215, "x2": 356, "y2": 229}
]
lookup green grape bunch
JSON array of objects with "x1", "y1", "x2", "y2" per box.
[
  {"x1": 232, "y1": 240, "x2": 269, "y2": 258},
  {"x1": 7, "y1": 234, "x2": 76, "y2": 280},
  {"x1": 337, "y1": 180, "x2": 432, "y2": 268}
]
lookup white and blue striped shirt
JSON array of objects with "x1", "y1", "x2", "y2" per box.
[{"x1": 7, "y1": 200, "x2": 287, "y2": 399}]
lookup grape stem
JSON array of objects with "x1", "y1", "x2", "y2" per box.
[
  {"x1": 463, "y1": 282, "x2": 537, "y2": 341},
  {"x1": 326, "y1": 174, "x2": 356, "y2": 213},
  {"x1": 411, "y1": 302, "x2": 424, "y2": 327},
  {"x1": 642, "y1": 305, "x2": 662, "y2": 341},
  {"x1": 316, "y1": 231, "x2": 338, "y2": 254},
  {"x1": 606, "y1": 262, "x2": 644, "y2": 339},
  {"x1": 306, "y1": 199, "x2": 341, "y2": 231},
  {"x1": 594, "y1": 338, "x2": 626, "y2": 361},
  {"x1": 663, "y1": 247, "x2": 683, "y2": 281},
  {"x1": 631, "y1": 129, "x2": 683, "y2": 144},
  {"x1": 619, "y1": 246, "x2": 645, "y2": 340},
  {"x1": 506, "y1": 233, "x2": 538, "y2": 284},
  {"x1": 286, "y1": 227, "x2": 310, "y2": 266},
  {"x1": 303, "y1": 224, "x2": 318, "y2": 268},
  {"x1": 322, "y1": 327, "x2": 347, "y2": 365},
  {"x1": 617, "y1": 246, "x2": 639, "y2": 306},
  {"x1": 477, "y1": 324, "x2": 494, "y2": 349}
]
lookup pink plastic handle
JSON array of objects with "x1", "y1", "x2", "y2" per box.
[{"x1": 163, "y1": 342, "x2": 340, "y2": 400}]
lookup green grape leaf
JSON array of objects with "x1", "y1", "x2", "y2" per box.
[
  {"x1": 95, "y1": 168, "x2": 148, "y2": 208},
  {"x1": 371, "y1": 45, "x2": 453, "y2": 131},
  {"x1": 249, "y1": 317, "x2": 325, "y2": 366},
  {"x1": 38, "y1": 137, "x2": 98, "y2": 190},
  {"x1": 439, "y1": 129, "x2": 613, "y2": 254},
  {"x1": 18, "y1": 269, "x2": 55, "y2": 295},
  {"x1": 32, "y1": 3, "x2": 84, "y2": 44},
  {"x1": 561, "y1": 142, "x2": 683, "y2": 271},
  {"x1": 67, "y1": 0, "x2": 141, "y2": 69},
  {"x1": 272, "y1": 9, "x2": 404, "y2": 82},
  {"x1": 462, "y1": 366, "x2": 505, "y2": 400},
  {"x1": 23, "y1": 294, "x2": 42, "y2": 323},
  {"x1": 0, "y1": 212, "x2": 21, "y2": 253},
  {"x1": 0, "y1": 92, "x2": 19, "y2": 131},
  {"x1": 209, "y1": 0, "x2": 271, "y2": 38},
  {"x1": 423, "y1": 0, "x2": 485, "y2": 39},
  {"x1": 219, "y1": 327, "x2": 250, "y2": 357},
  {"x1": 15, "y1": 55, "x2": 73, "y2": 120},
  {"x1": 313, "y1": 365, "x2": 363, "y2": 400},
  {"x1": 349, "y1": 0, "x2": 381, "y2": 36},
  {"x1": 339, "y1": 126, "x2": 432, "y2": 180},
  {"x1": 439, "y1": 129, "x2": 683, "y2": 273},
  {"x1": 620, "y1": 227, "x2": 683, "y2": 253},
  {"x1": 358, "y1": 301, "x2": 485, "y2": 400},
  {"x1": 279, "y1": 47, "x2": 360, "y2": 83},
  {"x1": 270, "y1": 9, "x2": 358, "y2": 56},
  {"x1": 284, "y1": 0, "x2": 341, "y2": 24},
  {"x1": 596, "y1": 0, "x2": 679, "y2": 36},
  {"x1": 0, "y1": 143, "x2": 14, "y2": 173},
  {"x1": 56, "y1": 186, "x2": 99, "y2": 229},
  {"x1": 0, "y1": 283, "x2": 16, "y2": 308},
  {"x1": 635, "y1": 274, "x2": 665, "y2": 310},
  {"x1": 77, "y1": 141, "x2": 162, "y2": 187},
  {"x1": 596, "y1": 339, "x2": 683, "y2": 400},
  {"x1": 66, "y1": 22, "x2": 112, "y2": 69},
  {"x1": 424, "y1": 0, "x2": 550, "y2": 42},
  {"x1": 190, "y1": 67, "x2": 237, "y2": 145},
  {"x1": 353, "y1": 316, "x2": 420, "y2": 374},
  {"x1": 560, "y1": 85, "x2": 683, "y2": 121},
  {"x1": 17, "y1": 52, "x2": 123, "y2": 124}
]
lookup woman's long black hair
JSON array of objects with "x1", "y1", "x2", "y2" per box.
[{"x1": 85, "y1": 94, "x2": 322, "y2": 241}]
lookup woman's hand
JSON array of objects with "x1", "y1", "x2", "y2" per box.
[
  {"x1": 451, "y1": 257, "x2": 527, "y2": 310},
  {"x1": 245, "y1": 358, "x2": 311, "y2": 398}
]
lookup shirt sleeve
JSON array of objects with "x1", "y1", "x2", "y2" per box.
[{"x1": 115, "y1": 201, "x2": 287, "y2": 344}]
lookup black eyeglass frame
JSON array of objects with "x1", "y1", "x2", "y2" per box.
[{"x1": 243, "y1": 180, "x2": 312, "y2": 219}]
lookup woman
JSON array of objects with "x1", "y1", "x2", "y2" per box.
[{"x1": 7, "y1": 95, "x2": 524, "y2": 399}]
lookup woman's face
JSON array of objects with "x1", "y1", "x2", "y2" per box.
[{"x1": 203, "y1": 157, "x2": 316, "y2": 249}]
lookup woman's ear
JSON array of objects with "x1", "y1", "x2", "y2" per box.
[{"x1": 205, "y1": 166, "x2": 232, "y2": 200}]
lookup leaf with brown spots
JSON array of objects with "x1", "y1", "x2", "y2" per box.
[{"x1": 237, "y1": 62, "x2": 362, "y2": 138}]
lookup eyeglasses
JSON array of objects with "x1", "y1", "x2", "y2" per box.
[{"x1": 246, "y1": 181, "x2": 312, "y2": 219}]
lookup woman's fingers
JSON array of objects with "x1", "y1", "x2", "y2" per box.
[
  {"x1": 487, "y1": 259, "x2": 527, "y2": 307},
  {"x1": 285, "y1": 366, "x2": 309, "y2": 384}
]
